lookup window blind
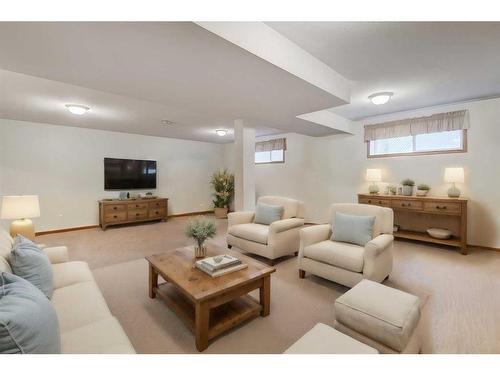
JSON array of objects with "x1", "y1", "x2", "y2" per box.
[
  {"x1": 364, "y1": 110, "x2": 469, "y2": 142},
  {"x1": 255, "y1": 138, "x2": 287, "y2": 152}
]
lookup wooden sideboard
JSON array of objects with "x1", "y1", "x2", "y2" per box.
[
  {"x1": 99, "y1": 198, "x2": 168, "y2": 230},
  {"x1": 358, "y1": 194, "x2": 468, "y2": 254}
]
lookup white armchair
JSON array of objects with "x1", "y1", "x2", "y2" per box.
[
  {"x1": 227, "y1": 196, "x2": 305, "y2": 263},
  {"x1": 298, "y1": 203, "x2": 394, "y2": 288}
]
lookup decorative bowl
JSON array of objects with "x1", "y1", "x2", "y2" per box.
[{"x1": 426, "y1": 228, "x2": 452, "y2": 239}]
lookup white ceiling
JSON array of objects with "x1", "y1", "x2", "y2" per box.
[
  {"x1": 0, "y1": 22, "x2": 347, "y2": 143},
  {"x1": 267, "y1": 22, "x2": 500, "y2": 120}
]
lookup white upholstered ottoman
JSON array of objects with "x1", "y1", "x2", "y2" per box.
[
  {"x1": 333, "y1": 280, "x2": 421, "y2": 354},
  {"x1": 284, "y1": 323, "x2": 378, "y2": 354}
]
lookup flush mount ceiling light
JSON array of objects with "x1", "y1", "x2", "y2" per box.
[
  {"x1": 161, "y1": 120, "x2": 174, "y2": 125},
  {"x1": 368, "y1": 92, "x2": 393, "y2": 105},
  {"x1": 215, "y1": 129, "x2": 228, "y2": 137},
  {"x1": 65, "y1": 104, "x2": 90, "y2": 115}
]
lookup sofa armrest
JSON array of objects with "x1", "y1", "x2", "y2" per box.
[
  {"x1": 43, "y1": 246, "x2": 69, "y2": 264},
  {"x1": 227, "y1": 211, "x2": 255, "y2": 227},
  {"x1": 298, "y1": 224, "x2": 331, "y2": 257},
  {"x1": 364, "y1": 234, "x2": 394, "y2": 259},
  {"x1": 269, "y1": 218, "x2": 305, "y2": 234}
]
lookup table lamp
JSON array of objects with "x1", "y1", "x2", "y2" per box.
[
  {"x1": 444, "y1": 168, "x2": 464, "y2": 198},
  {"x1": 0, "y1": 195, "x2": 40, "y2": 240},
  {"x1": 366, "y1": 169, "x2": 382, "y2": 194}
]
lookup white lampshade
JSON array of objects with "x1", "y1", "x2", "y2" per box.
[
  {"x1": 444, "y1": 168, "x2": 464, "y2": 183},
  {"x1": 366, "y1": 169, "x2": 382, "y2": 182},
  {"x1": 0, "y1": 195, "x2": 41, "y2": 219}
]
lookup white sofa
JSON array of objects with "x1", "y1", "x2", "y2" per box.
[
  {"x1": 0, "y1": 228, "x2": 135, "y2": 354},
  {"x1": 227, "y1": 196, "x2": 305, "y2": 263},
  {"x1": 298, "y1": 203, "x2": 394, "y2": 288}
]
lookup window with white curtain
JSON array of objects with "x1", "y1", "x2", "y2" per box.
[
  {"x1": 255, "y1": 138, "x2": 286, "y2": 164},
  {"x1": 365, "y1": 110, "x2": 468, "y2": 158}
]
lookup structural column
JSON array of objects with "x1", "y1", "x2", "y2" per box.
[{"x1": 233, "y1": 119, "x2": 255, "y2": 211}]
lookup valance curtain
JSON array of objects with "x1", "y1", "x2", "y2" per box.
[
  {"x1": 255, "y1": 138, "x2": 287, "y2": 152},
  {"x1": 364, "y1": 110, "x2": 469, "y2": 142}
]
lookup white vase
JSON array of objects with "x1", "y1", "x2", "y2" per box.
[{"x1": 402, "y1": 186, "x2": 414, "y2": 196}]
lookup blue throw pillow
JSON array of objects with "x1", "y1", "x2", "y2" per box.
[
  {"x1": 0, "y1": 272, "x2": 60, "y2": 354},
  {"x1": 331, "y1": 212, "x2": 376, "y2": 247},
  {"x1": 10, "y1": 235, "x2": 54, "y2": 299},
  {"x1": 254, "y1": 203, "x2": 284, "y2": 225}
]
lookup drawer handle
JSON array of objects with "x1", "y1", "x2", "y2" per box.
[
  {"x1": 368, "y1": 200, "x2": 372, "y2": 203},
  {"x1": 401, "y1": 203, "x2": 406, "y2": 207},
  {"x1": 155, "y1": 211, "x2": 159, "y2": 214},
  {"x1": 136, "y1": 204, "x2": 139, "y2": 208},
  {"x1": 436, "y1": 205, "x2": 447, "y2": 210},
  {"x1": 136, "y1": 213, "x2": 140, "y2": 216},
  {"x1": 113, "y1": 215, "x2": 117, "y2": 218},
  {"x1": 378, "y1": 201, "x2": 382, "y2": 204},
  {"x1": 113, "y1": 207, "x2": 117, "y2": 210}
]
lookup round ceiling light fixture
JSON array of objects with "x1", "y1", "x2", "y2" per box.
[
  {"x1": 161, "y1": 119, "x2": 174, "y2": 125},
  {"x1": 215, "y1": 129, "x2": 228, "y2": 137},
  {"x1": 65, "y1": 104, "x2": 90, "y2": 115},
  {"x1": 368, "y1": 92, "x2": 393, "y2": 105}
]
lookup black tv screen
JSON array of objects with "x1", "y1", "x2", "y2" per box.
[{"x1": 104, "y1": 158, "x2": 157, "y2": 190}]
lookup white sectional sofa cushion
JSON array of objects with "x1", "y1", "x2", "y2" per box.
[{"x1": 0, "y1": 227, "x2": 135, "y2": 354}]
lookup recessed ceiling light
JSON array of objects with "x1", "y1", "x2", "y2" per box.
[
  {"x1": 215, "y1": 129, "x2": 228, "y2": 137},
  {"x1": 368, "y1": 92, "x2": 393, "y2": 105},
  {"x1": 65, "y1": 104, "x2": 90, "y2": 115},
  {"x1": 161, "y1": 120, "x2": 173, "y2": 125}
]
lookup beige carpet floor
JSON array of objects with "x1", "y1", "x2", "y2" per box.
[{"x1": 38, "y1": 217, "x2": 500, "y2": 354}]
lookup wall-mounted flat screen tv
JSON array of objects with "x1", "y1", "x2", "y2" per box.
[{"x1": 104, "y1": 158, "x2": 157, "y2": 190}]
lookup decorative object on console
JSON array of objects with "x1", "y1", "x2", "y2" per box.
[
  {"x1": 0, "y1": 195, "x2": 40, "y2": 241},
  {"x1": 426, "y1": 228, "x2": 452, "y2": 239},
  {"x1": 445, "y1": 167, "x2": 464, "y2": 198},
  {"x1": 416, "y1": 184, "x2": 430, "y2": 197},
  {"x1": 194, "y1": 254, "x2": 247, "y2": 278},
  {"x1": 389, "y1": 185, "x2": 397, "y2": 195},
  {"x1": 119, "y1": 192, "x2": 128, "y2": 200},
  {"x1": 185, "y1": 218, "x2": 217, "y2": 259},
  {"x1": 366, "y1": 169, "x2": 382, "y2": 194},
  {"x1": 210, "y1": 169, "x2": 234, "y2": 219},
  {"x1": 401, "y1": 179, "x2": 415, "y2": 196}
]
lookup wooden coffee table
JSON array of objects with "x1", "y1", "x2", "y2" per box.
[{"x1": 146, "y1": 245, "x2": 276, "y2": 351}]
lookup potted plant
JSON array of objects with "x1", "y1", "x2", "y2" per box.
[
  {"x1": 388, "y1": 185, "x2": 397, "y2": 195},
  {"x1": 416, "y1": 183, "x2": 431, "y2": 196},
  {"x1": 185, "y1": 218, "x2": 217, "y2": 258},
  {"x1": 401, "y1": 179, "x2": 415, "y2": 196},
  {"x1": 210, "y1": 169, "x2": 234, "y2": 219}
]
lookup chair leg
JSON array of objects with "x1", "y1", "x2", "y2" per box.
[
  {"x1": 294, "y1": 251, "x2": 298, "y2": 256},
  {"x1": 299, "y1": 269, "x2": 305, "y2": 279}
]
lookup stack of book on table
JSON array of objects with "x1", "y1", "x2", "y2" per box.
[{"x1": 195, "y1": 254, "x2": 247, "y2": 278}]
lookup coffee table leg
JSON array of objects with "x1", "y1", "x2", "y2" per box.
[
  {"x1": 195, "y1": 301, "x2": 210, "y2": 352},
  {"x1": 149, "y1": 263, "x2": 158, "y2": 299},
  {"x1": 259, "y1": 275, "x2": 271, "y2": 316}
]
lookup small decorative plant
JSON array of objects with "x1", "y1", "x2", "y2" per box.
[
  {"x1": 210, "y1": 169, "x2": 234, "y2": 218},
  {"x1": 416, "y1": 183, "x2": 431, "y2": 197},
  {"x1": 401, "y1": 179, "x2": 415, "y2": 187},
  {"x1": 389, "y1": 185, "x2": 397, "y2": 195},
  {"x1": 185, "y1": 218, "x2": 217, "y2": 258},
  {"x1": 401, "y1": 179, "x2": 415, "y2": 196}
]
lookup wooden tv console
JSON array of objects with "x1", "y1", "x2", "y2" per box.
[
  {"x1": 358, "y1": 194, "x2": 468, "y2": 254},
  {"x1": 99, "y1": 198, "x2": 168, "y2": 230}
]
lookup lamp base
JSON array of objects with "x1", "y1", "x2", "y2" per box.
[
  {"x1": 447, "y1": 185, "x2": 461, "y2": 198},
  {"x1": 10, "y1": 219, "x2": 36, "y2": 241}
]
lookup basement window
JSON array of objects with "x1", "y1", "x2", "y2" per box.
[
  {"x1": 365, "y1": 110, "x2": 468, "y2": 158},
  {"x1": 255, "y1": 138, "x2": 286, "y2": 164}
]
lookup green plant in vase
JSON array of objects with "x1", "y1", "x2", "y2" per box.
[
  {"x1": 401, "y1": 179, "x2": 415, "y2": 196},
  {"x1": 210, "y1": 169, "x2": 234, "y2": 219},
  {"x1": 416, "y1": 183, "x2": 430, "y2": 197},
  {"x1": 185, "y1": 218, "x2": 217, "y2": 258}
]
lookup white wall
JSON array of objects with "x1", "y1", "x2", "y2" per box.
[
  {"x1": 237, "y1": 98, "x2": 500, "y2": 248},
  {"x1": 0, "y1": 119, "x2": 226, "y2": 232}
]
